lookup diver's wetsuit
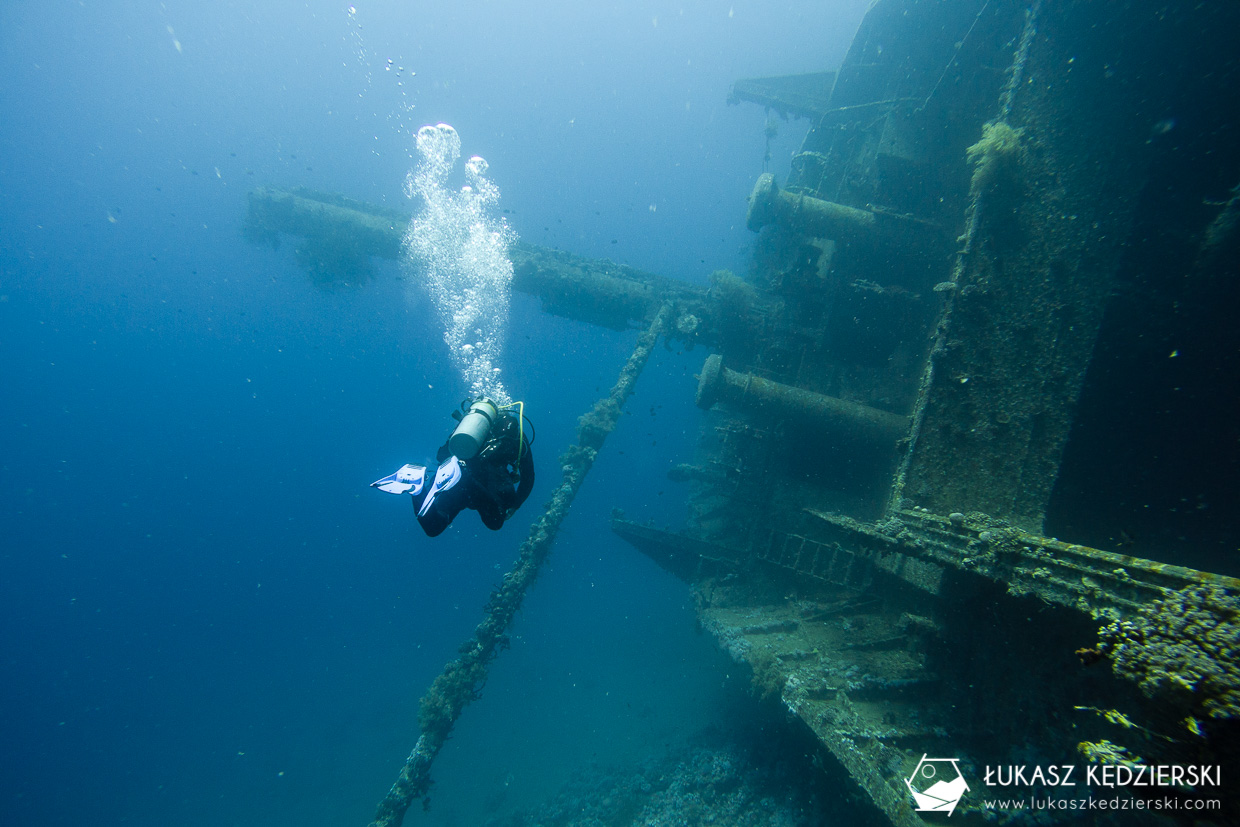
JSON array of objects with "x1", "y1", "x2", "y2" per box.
[{"x1": 413, "y1": 414, "x2": 534, "y2": 537}]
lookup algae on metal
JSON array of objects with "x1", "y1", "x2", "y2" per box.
[{"x1": 242, "y1": 187, "x2": 706, "y2": 328}]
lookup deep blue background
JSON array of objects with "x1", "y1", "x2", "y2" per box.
[{"x1": 0, "y1": 2, "x2": 867, "y2": 825}]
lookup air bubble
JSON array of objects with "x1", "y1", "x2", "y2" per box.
[{"x1": 404, "y1": 124, "x2": 515, "y2": 404}]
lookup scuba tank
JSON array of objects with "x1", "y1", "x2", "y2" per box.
[{"x1": 449, "y1": 398, "x2": 499, "y2": 459}]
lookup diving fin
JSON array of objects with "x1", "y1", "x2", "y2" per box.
[
  {"x1": 371, "y1": 464, "x2": 427, "y2": 496},
  {"x1": 418, "y1": 456, "x2": 462, "y2": 517}
]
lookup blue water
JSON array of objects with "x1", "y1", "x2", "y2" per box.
[{"x1": 0, "y1": 2, "x2": 869, "y2": 825}]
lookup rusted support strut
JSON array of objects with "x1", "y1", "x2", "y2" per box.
[{"x1": 695, "y1": 353, "x2": 908, "y2": 444}]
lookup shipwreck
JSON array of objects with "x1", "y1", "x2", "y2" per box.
[{"x1": 243, "y1": 0, "x2": 1240, "y2": 823}]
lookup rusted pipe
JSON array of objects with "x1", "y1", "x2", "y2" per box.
[
  {"x1": 695, "y1": 354, "x2": 907, "y2": 444},
  {"x1": 746, "y1": 173, "x2": 878, "y2": 240}
]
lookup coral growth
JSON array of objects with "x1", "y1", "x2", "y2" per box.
[
  {"x1": 1097, "y1": 585, "x2": 1240, "y2": 719},
  {"x1": 1078, "y1": 739, "x2": 1144, "y2": 769},
  {"x1": 965, "y1": 121, "x2": 1025, "y2": 194},
  {"x1": 746, "y1": 646, "x2": 787, "y2": 701}
]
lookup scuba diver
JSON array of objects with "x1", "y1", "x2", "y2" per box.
[{"x1": 371, "y1": 398, "x2": 534, "y2": 537}]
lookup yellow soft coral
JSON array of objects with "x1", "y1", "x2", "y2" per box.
[
  {"x1": 966, "y1": 121, "x2": 1025, "y2": 193},
  {"x1": 1078, "y1": 740, "x2": 1144, "y2": 769}
]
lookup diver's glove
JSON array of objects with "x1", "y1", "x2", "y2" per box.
[
  {"x1": 418, "y1": 456, "x2": 463, "y2": 518},
  {"x1": 370, "y1": 464, "x2": 426, "y2": 496}
]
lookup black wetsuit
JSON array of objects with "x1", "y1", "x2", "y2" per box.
[{"x1": 413, "y1": 414, "x2": 534, "y2": 537}]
